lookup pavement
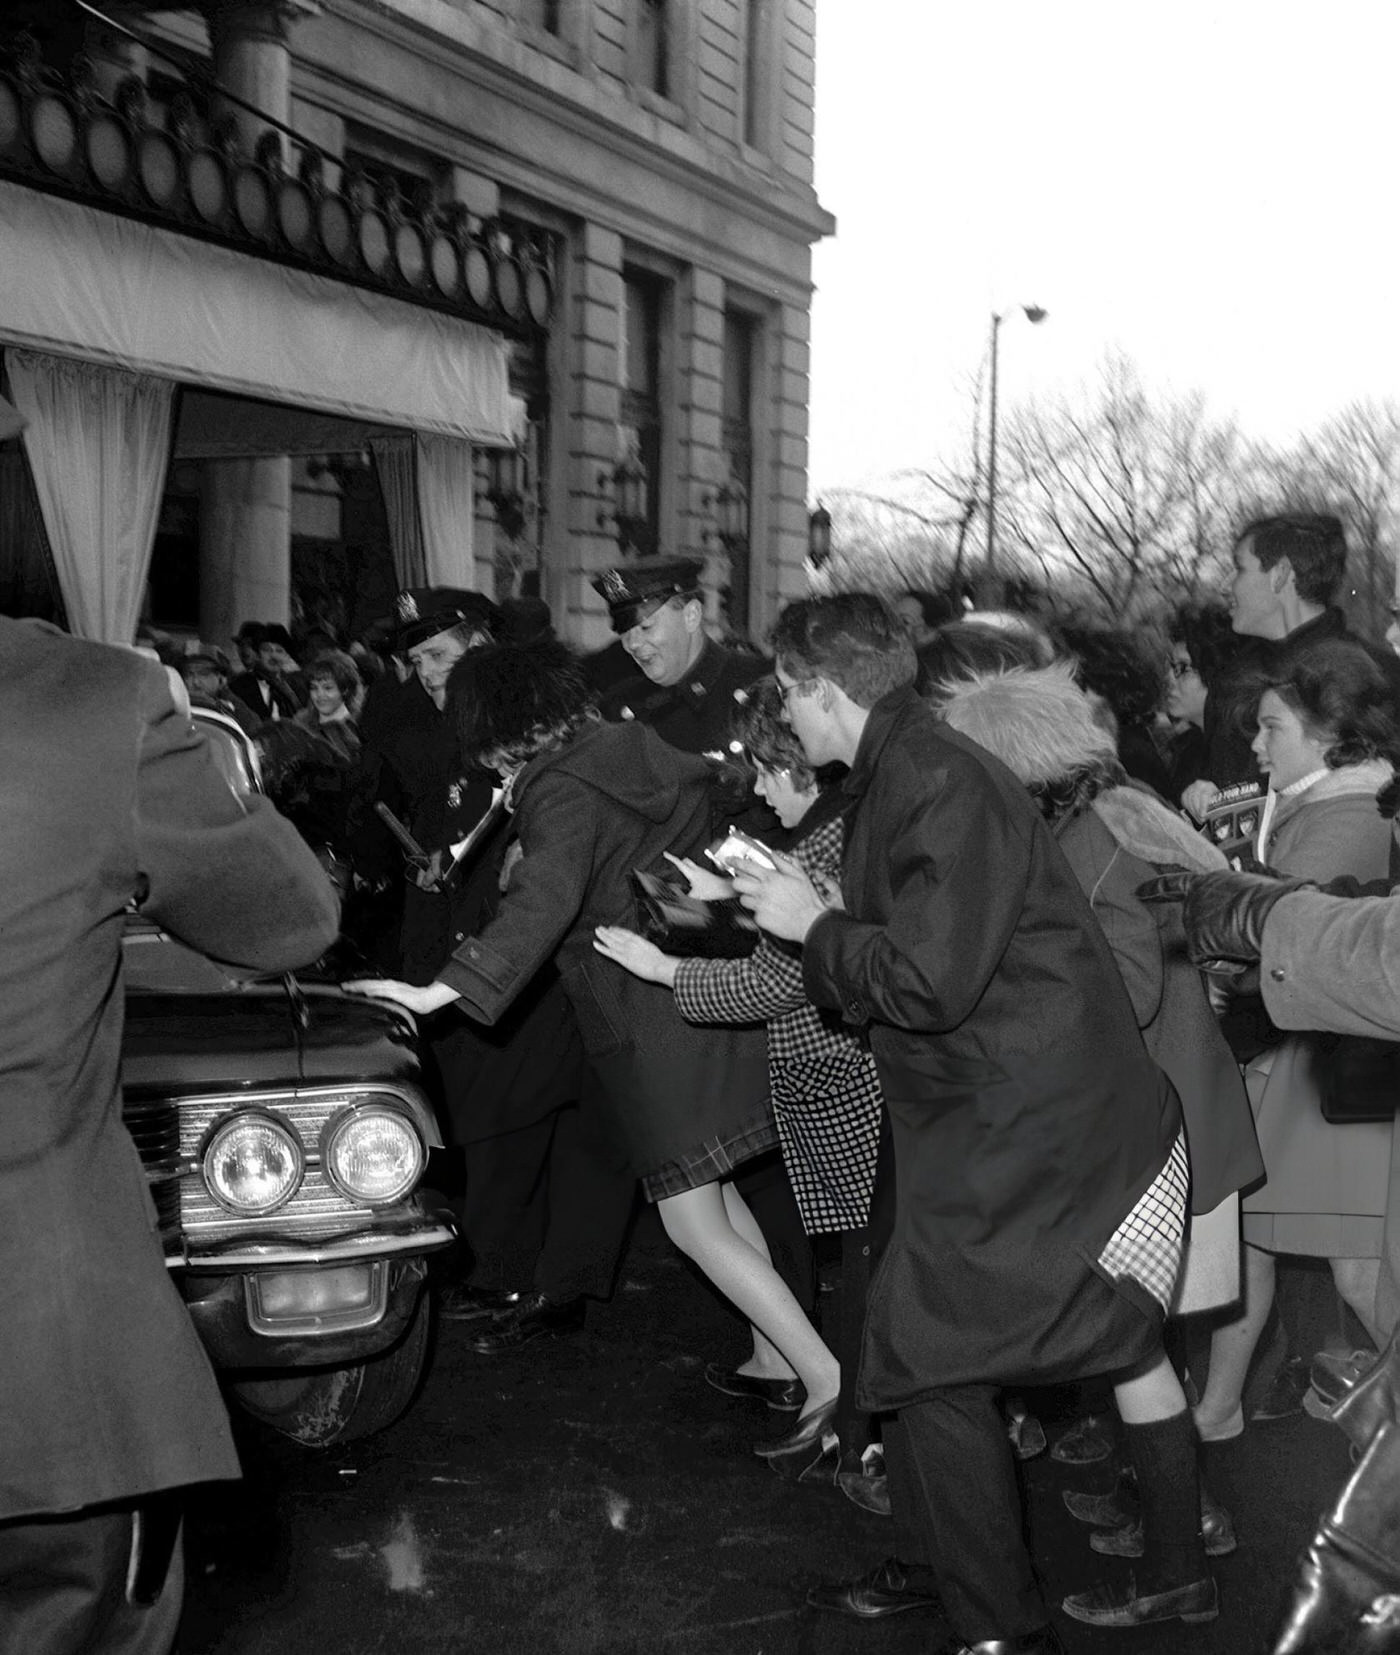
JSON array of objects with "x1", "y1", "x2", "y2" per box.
[{"x1": 180, "y1": 1214, "x2": 1354, "y2": 1655}]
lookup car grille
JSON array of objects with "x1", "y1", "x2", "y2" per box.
[
  {"x1": 175, "y1": 1091, "x2": 401, "y2": 1242},
  {"x1": 121, "y1": 1094, "x2": 182, "y2": 1239}
]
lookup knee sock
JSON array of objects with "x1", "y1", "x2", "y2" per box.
[{"x1": 1121, "y1": 1410, "x2": 1207, "y2": 1592}]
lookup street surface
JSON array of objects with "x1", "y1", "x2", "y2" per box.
[{"x1": 182, "y1": 1215, "x2": 1352, "y2": 1654}]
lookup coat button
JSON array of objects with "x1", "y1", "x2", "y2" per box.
[
  {"x1": 453, "y1": 932, "x2": 464, "y2": 943},
  {"x1": 1270, "y1": 967, "x2": 1286, "y2": 981}
]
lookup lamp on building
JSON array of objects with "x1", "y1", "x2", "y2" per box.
[
  {"x1": 704, "y1": 476, "x2": 749, "y2": 555},
  {"x1": 807, "y1": 502, "x2": 833, "y2": 569},
  {"x1": 597, "y1": 451, "x2": 649, "y2": 554},
  {"x1": 486, "y1": 443, "x2": 529, "y2": 541},
  {"x1": 985, "y1": 303, "x2": 1047, "y2": 595}
]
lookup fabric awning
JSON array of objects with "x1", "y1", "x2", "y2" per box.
[{"x1": 0, "y1": 180, "x2": 511, "y2": 442}]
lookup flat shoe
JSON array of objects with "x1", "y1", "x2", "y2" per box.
[
  {"x1": 836, "y1": 1469, "x2": 892, "y2": 1516},
  {"x1": 805, "y1": 1556, "x2": 940, "y2": 1619},
  {"x1": 753, "y1": 1396, "x2": 838, "y2": 1459},
  {"x1": 1061, "y1": 1574, "x2": 1218, "y2": 1627},
  {"x1": 1089, "y1": 1500, "x2": 1237, "y2": 1558},
  {"x1": 1061, "y1": 1481, "x2": 1138, "y2": 1529},
  {"x1": 703, "y1": 1361, "x2": 803, "y2": 1411}
]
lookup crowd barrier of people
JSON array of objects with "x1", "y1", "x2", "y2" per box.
[{"x1": 14, "y1": 503, "x2": 1400, "y2": 1653}]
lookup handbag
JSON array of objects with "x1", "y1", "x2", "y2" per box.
[
  {"x1": 629, "y1": 869, "x2": 760, "y2": 960},
  {"x1": 1313, "y1": 1032, "x2": 1400, "y2": 1125}
]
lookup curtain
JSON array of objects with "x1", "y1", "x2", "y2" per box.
[
  {"x1": 6, "y1": 349, "x2": 174, "y2": 642},
  {"x1": 368, "y1": 435, "x2": 426, "y2": 588},
  {"x1": 415, "y1": 434, "x2": 478, "y2": 590}
]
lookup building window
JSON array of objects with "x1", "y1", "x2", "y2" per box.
[
  {"x1": 720, "y1": 310, "x2": 756, "y2": 627},
  {"x1": 619, "y1": 271, "x2": 665, "y2": 557},
  {"x1": 636, "y1": 0, "x2": 669, "y2": 99}
]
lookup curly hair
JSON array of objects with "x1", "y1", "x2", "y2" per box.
[
  {"x1": 447, "y1": 637, "x2": 595, "y2": 769},
  {"x1": 1166, "y1": 602, "x2": 1244, "y2": 695},
  {"x1": 730, "y1": 677, "x2": 815, "y2": 789},
  {"x1": 1054, "y1": 622, "x2": 1166, "y2": 730},
  {"x1": 1264, "y1": 639, "x2": 1400, "y2": 770}
]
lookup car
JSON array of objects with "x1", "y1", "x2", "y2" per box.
[{"x1": 120, "y1": 707, "x2": 455, "y2": 1446}]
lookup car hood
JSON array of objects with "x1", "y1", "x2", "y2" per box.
[{"x1": 122, "y1": 982, "x2": 420, "y2": 1095}]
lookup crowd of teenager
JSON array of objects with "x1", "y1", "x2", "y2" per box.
[{"x1": 143, "y1": 511, "x2": 1400, "y2": 1653}]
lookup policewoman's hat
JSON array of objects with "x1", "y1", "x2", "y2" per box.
[{"x1": 392, "y1": 587, "x2": 502, "y2": 650}]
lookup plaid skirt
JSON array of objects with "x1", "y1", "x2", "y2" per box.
[{"x1": 641, "y1": 1120, "x2": 779, "y2": 1202}]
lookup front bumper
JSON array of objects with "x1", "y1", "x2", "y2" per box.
[{"x1": 176, "y1": 1212, "x2": 454, "y2": 1369}]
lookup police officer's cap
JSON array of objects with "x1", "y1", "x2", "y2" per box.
[
  {"x1": 591, "y1": 557, "x2": 703, "y2": 634},
  {"x1": 393, "y1": 587, "x2": 502, "y2": 651}
]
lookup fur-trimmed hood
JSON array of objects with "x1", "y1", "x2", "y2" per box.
[
  {"x1": 936, "y1": 661, "x2": 1116, "y2": 785},
  {"x1": 1091, "y1": 785, "x2": 1229, "y2": 873},
  {"x1": 1283, "y1": 758, "x2": 1394, "y2": 806}
]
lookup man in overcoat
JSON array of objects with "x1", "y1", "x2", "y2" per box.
[
  {"x1": 735, "y1": 594, "x2": 1196, "y2": 1654},
  {"x1": 0, "y1": 614, "x2": 340, "y2": 1653}
]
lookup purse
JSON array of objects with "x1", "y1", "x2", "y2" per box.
[
  {"x1": 628, "y1": 869, "x2": 760, "y2": 960},
  {"x1": 1313, "y1": 1032, "x2": 1400, "y2": 1125}
]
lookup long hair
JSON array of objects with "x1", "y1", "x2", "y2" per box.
[
  {"x1": 447, "y1": 637, "x2": 595, "y2": 769},
  {"x1": 937, "y1": 662, "x2": 1124, "y2": 825}
]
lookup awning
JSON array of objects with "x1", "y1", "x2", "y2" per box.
[{"x1": 0, "y1": 179, "x2": 511, "y2": 443}]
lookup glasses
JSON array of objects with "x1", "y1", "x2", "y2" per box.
[
  {"x1": 1166, "y1": 659, "x2": 1198, "y2": 680},
  {"x1": 777, "y1": 677, "x2": 819, "y2": 706}
]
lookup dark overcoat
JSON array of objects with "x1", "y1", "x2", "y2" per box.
[
  {"x1": 801, "y1": 690, "x2": 1181, "y2": 1409},
  {"x1": 0, "y1": 619, "x2": 340, "y2": 1520},
  {"x1": 595, "y1": 637, "x2": 766, "y2": 757},
  {"x1": 440, "y1": 720, "x2": 769, "y2": 1178}
]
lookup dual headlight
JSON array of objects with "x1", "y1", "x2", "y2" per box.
[{"x1": 202, "y1": 1103, "x2": 423, "y2": 1216}]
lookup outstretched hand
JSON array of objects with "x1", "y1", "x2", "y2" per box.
[
  {"x1": 342, "y1": 977, "x2": 460, "y2": 1015},
  {"x1": 1137, "y1": 868, "x2": 1315, "y2": 972},
  {"x1": 662, "y1": 851, "x2": 735, "y2": 902},
  {"x1": 593, "y1": 925, "x2": 680, "y2": 987}
]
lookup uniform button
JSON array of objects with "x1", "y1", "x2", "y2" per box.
[
  {"x1": 453, "y1": 932, "x2": 464, "y2": 943},
  {"x1": 468, "y1": 944, "x2": 481, "y2": 959},
  {"x1": 1270, "y1": 967, "x2": 1286, "y2": 981}
]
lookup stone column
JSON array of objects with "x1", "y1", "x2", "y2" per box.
[{"x1": 196, "y1": 1, "x2": 317, "y2": 646}]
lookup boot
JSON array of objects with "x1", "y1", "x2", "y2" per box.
[
  {"x1": 1271, "y1": 1418, "x2": 1400, "y2": 1653},
  {"x1": 1323, "y1": 1332, "x2": 1400, "y2": 1454}
]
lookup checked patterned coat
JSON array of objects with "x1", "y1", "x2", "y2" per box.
[{"x1": 672, "y1": 793, "x2": 881, "y2": 1234}]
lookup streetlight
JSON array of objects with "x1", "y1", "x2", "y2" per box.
[{"x1": 985, "y1": 303, "x2": 1047, "y2": 597}]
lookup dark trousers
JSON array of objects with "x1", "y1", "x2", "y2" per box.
[
  {"x1": 886, "y1": 1390, "x2": 1045, "y2": 1643},
  {"x1": 0, "y1": 1498, "x2": 183, "y2": 1655},
  {"x1": 462, "y1": 1092, "x2": 636, "y2": 1304},
  {"x1": 828, "y1": 1227, "x2": 875, "y2": 1457}
]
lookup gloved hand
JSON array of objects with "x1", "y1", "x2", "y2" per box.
[{"x1": 1138, "y1": 869, "x2": 1315, "y2": 970}]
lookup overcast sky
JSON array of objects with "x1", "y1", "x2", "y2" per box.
[{"x1": 807, "y1": 0, "x2": 1400, "y2": 494}]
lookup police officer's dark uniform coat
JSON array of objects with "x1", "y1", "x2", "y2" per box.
[
  {"x1": 801, "y1": 689, "x2": 1181, "y2": 1406},
  {"x1": 0, "y1": 619, "x2": 340, "y2": 1520},
  {"x1": 595, "y1": 636, "x2": 765, "y2": 757}
]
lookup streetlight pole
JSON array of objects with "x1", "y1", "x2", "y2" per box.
[{"x1": 984, "y1": 304, "x2": 1046, "y2": 601}]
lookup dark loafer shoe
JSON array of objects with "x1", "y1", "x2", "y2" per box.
[
  {"x1": 1050, "y1": 1413, "x2": 1114, "y2": 1465},
  {"x1": 702, "y1": 1362, "x2": 803, "y2": 1411},
  {"x1": 1061, "y1": 1574, "x2": 1218, "y2": 1627},
  {"x1": 806, "y1": 1556, "x2": 941, "y2": 1619},
  {"x1": 468, "y1": 1291, "x2": 584, "y2": 1355},
  {"x1": 438, "y1": 1283, "x2": 522, "y2": 1322},
  {"x1": 1062, "y1": 1479, "x2": 1138, "y2": 1529}
]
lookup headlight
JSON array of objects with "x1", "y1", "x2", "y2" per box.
[
  {"x1": 320, "y1": 1106, "x2": 422, "y2": 1206},
  {"x1": 203, "y1": 1111, "x2": 304, "y2": 1215}
]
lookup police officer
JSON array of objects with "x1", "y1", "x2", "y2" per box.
[
  {"x1": 590, "y1": 558, "x2": 766, "y2": 758},
  {"x1": 345, "y1": 587, "x2": 500, "y2": 980}
]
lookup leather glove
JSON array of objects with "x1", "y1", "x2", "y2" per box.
[{"x1": 1138, "y1": 869, "x2": 1315, "y2": 970}]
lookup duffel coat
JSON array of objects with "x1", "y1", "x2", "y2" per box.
[
  {"x1": 440, "y1": 719, "x2": 770, "y2": 1179},
  {"x1": 801, "y1": 689, "x2": 1181, "y2": 1409},
  {"x1": 0, "y1": 619, "x2": 340, "y2": 1520}
]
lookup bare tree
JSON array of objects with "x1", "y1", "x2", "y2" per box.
[{"x1": 990, "y1": 353, "x2": 1251, "y2": 613}]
